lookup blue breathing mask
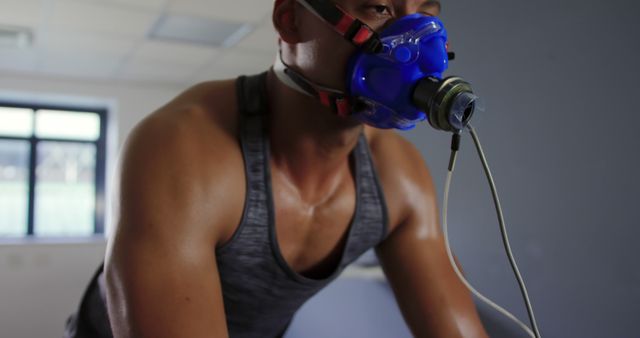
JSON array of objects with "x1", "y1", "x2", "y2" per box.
[
  {"x1": 348, "y1": 14, "x2": 463, "y2": 130},
  {"x1": 282, "y1": 0, "x2": 478, "y2": 132}
]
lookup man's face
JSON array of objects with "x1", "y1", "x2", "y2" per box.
[{"x1": 289, "y1": 0, "x2": 442, "y2": 89}]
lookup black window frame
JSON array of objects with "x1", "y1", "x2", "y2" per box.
[{"x1": 0, "y1": 100, "x2": 108, "y2": 237}]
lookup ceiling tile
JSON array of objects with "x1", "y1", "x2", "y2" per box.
[
  {"x1": 117, "y1": 58, "x2": 201, "y2": 85},
  {"x1": 0, "y1": 0, "x2": 42, "y2": 27},
  {"x1": 42, "y1": 29, "x2": 138, "y2": 58},
  {"x1": 0, "y1": 48, "x2": 38, "y2": 72},
  {"x1": 128, "y1": 40, "x2": 220, "y2": 66},
  {"x1": 96, "y1": 0, "x2": 168, "y2": 11},
  {"x1": 149, "y1": 14, "x2": 252, "y2": 48},
  {"x1": 0, "y1": 0, "x2": 278, "y2": 82},
  {"x1": 39, "y1": 49, "x2": 124, "y2": 79},
  {"x1": 167, "y1": 0, "x2": 273, "y2": 23},
  {"x1": 50, "y1": 0, "x2": 158, "y2": 38}
]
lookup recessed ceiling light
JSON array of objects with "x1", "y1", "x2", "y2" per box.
[
  {"x1": 149, "y1": 14, "x2": 252, "y2": 48},
  {"x1": 0, "y1": 25, "x2": 33, "y2": 49}
]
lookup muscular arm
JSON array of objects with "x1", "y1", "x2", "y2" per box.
[
  {"x1": 371, "y1": 131, "x2": 488, "y2": 338},
  {"x1": 105, "y1": 107, "x2": 243, "y2": 338}
]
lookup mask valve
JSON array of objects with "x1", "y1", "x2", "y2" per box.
[{"x1": 412, "y1": 76, "x2": 477, "y2": 132}]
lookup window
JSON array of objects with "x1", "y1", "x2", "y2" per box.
[{"x1": 0, "y1": 103, "x2": 107, "y2": 238}]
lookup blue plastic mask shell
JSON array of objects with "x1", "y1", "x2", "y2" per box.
[{"x1": 347, "y1": 14, "x2": 450, "y2": 130}]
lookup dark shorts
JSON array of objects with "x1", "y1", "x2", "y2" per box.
[{"x1": 64, "y1": 264, "x2": 113, "y2": 338}]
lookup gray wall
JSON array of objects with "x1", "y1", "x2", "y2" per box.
[
  {"x1": 0, "y1": 241, "x2": 107, "y2": 338},
  {"x1": 401, "y1": 0, "x2": 639, "y2": 336}
]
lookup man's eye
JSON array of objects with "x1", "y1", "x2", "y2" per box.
[{"x1": 368, "y1": 5, "x2": 392, "y2": 16}]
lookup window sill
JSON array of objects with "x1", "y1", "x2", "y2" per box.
[{"x1": 0, "y1": 235, "x2": 107, "y2": 247}]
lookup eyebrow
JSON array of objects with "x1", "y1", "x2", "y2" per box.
[
  {"x1": 423, "y1": 0, "x2": 441, "y2": 9},
  {"x1": 419, "y1": 0, "x2": 441, "y2": 15}
]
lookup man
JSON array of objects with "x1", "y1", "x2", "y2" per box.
[{"x1": 65, "y1": 0, "x2": 489, "y2": 337}]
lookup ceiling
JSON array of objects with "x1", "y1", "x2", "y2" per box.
[{"x1": 0, "y1": 0, "x2": 279, "y2": 87}]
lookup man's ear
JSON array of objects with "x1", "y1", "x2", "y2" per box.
[{"x1": 273, "y1": 0, "x2": 300, "y2": 44}]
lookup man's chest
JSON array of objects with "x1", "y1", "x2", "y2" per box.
[{"x1": 269, "y1": 171, "x2": 357, "y2": 279}]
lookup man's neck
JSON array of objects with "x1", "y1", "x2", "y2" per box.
[{"x1": 265, "y1": 69, "x2": 363, "y2": 203}]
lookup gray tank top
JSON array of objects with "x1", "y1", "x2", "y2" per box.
[
  {"x1": 218, "y1": 74, "x2": 389, "y2": 337},
  {"x1": 63, "y1": 72, "x2": 389, "y2": 338}
]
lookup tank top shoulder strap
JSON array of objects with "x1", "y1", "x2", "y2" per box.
[
  {"x1": 339, "y1": 133, "x2": 390, "y2": 266},
  {"x1": 216, "y1": 73, "x2": 271, "y2": 256},
  {"x1": 236, "y1": 72, "x2": 269, "y2": 118},
  {"x1": 235, "y1": 72, "x2": 269, "y2": 162}
]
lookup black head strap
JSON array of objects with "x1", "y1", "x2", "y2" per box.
[
  {"x1": 297, "y1": 0, "x2": 382, "y2": 53},
  {"x1": 283, "y1": 66, "x2": 354, "y2": 117}
]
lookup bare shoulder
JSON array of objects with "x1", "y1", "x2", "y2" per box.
[
  {"x1": 114, "y1": 78, "x2": 245, "y2": 246},
  {"x1": 150, "y1": 78, "x2": 241, "y2": 139},
  {"x1": 364, "y1": 127, "x2": 432, "y2": 180},
  {"x1": 364, "y1": 127, "x2": 439, "y2": 234},
  {"x1": 106, "y1": 80, "x2": 242, "y2": 338}
]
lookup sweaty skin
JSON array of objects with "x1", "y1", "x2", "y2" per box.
[{"x1": 104, "y1": 0, "x2": 489, "y2": 337}]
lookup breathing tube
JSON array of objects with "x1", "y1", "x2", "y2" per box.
[{"x1": 275, "y1": 0, "x2": 542, "y2": 336}]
